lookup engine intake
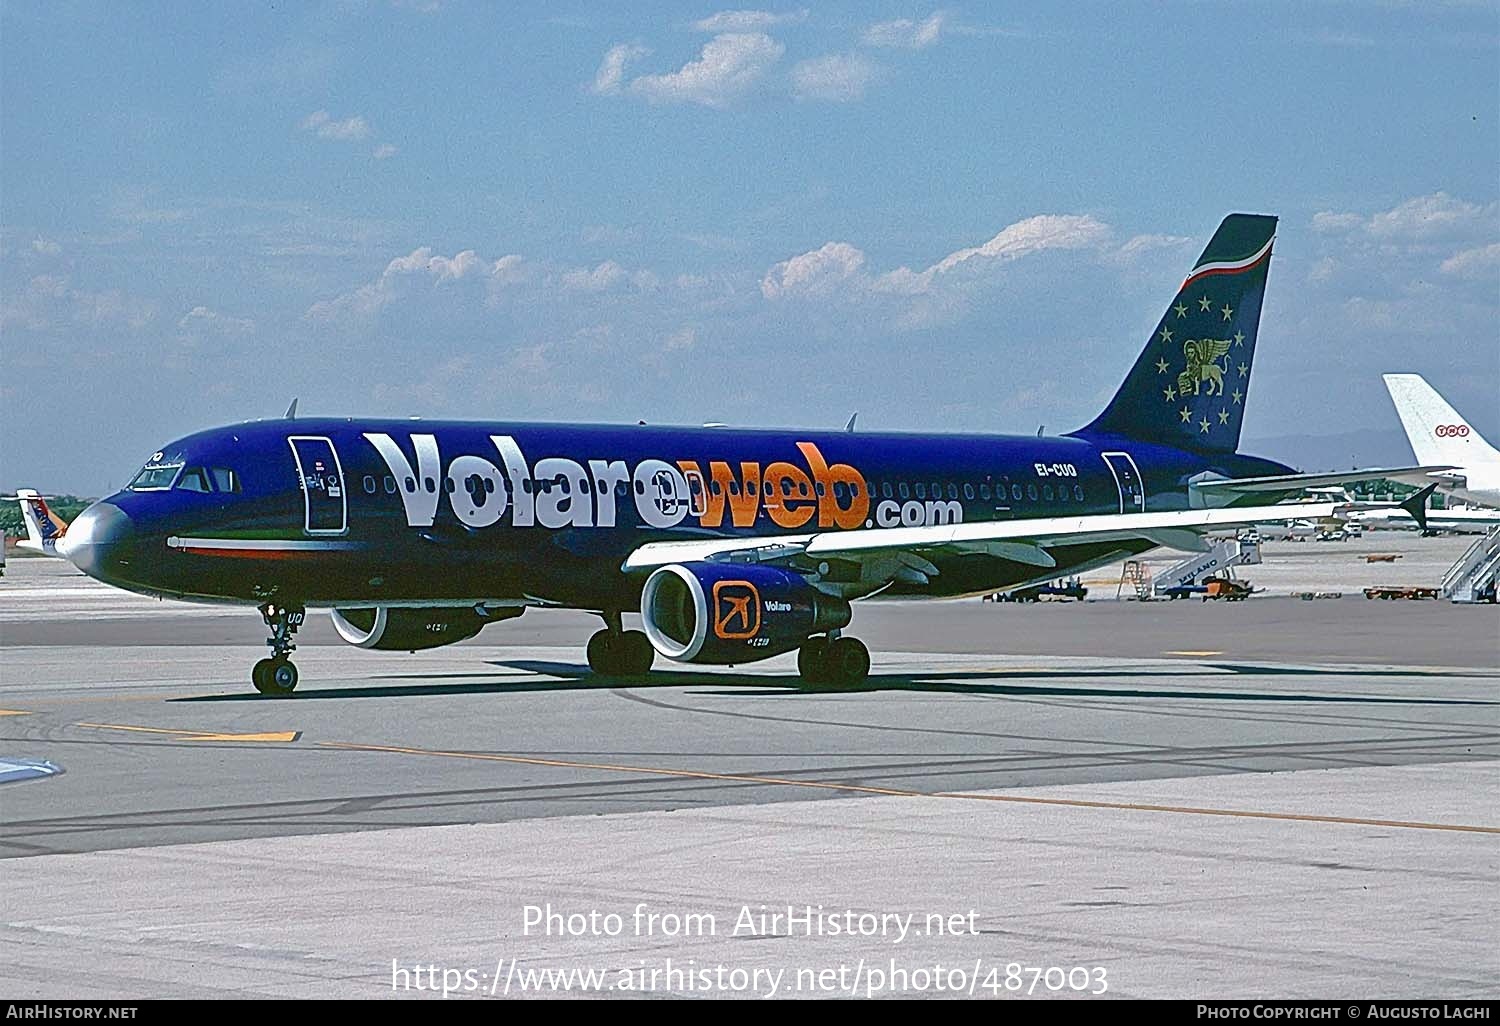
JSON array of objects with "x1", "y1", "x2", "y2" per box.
[
  {"x1": 641, "y1": 562, "x2": 849, "y2": 665},
  {"x1": 329, "y1": 605, "x2": 521, "y2": 652}
]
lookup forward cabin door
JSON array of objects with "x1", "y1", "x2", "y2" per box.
[
  {"x1": 288, "y1": 436, "x2": 348, "y2": 535},
  {"x1": 1101, "y1": 451, "x2": 1146, "y2": 514}
]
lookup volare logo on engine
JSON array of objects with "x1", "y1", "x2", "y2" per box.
[
  {"x1": 364, "y1": 433, "x2": 887, "y2": 532},
  {"x1": 712, "y1": 581, "x2": 761, "y2": 640}
]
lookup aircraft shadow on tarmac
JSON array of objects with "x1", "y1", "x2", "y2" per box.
[{"x1": 171, "y1": 659, "x2": 1495, "y2": 706}]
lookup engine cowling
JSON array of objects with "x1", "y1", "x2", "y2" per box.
[
  {"x1": 329, "y1": 606, "x2": 521, "y2": 652},
  {"x1": 641, "y1": 562, "x2": 850, "y2": 665}
]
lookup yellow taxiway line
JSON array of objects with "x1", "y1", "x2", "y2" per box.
[{"x1": 77, "y1": 722, "x2": 300, "y2": 743}]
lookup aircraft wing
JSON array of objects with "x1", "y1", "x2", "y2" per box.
[
  {"x1": 622, "y1": 501, "x2": 1338, "y2": 576},
  {"x1": 1190, "y1": 466, "x2": 1457, "y2": 495}
]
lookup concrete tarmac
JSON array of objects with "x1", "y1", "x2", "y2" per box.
[{"x1": 0, "y1": 554, "x2": 1496, "y2": 999}]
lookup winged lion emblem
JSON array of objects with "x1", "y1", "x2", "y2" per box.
[{"x1": 1176, "y1": 338, "x2": 1232, "y2": 397}]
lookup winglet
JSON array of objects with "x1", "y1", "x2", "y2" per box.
[
  {"x1": 285, "y1": 397, "x2": 298, "y2": 419},
  {"x1": 844, "y1": 412, "x2": 858, "y2": 433},
  {"x1": 1399, "y1": 483, "x2": 1437, "y2": 533}
]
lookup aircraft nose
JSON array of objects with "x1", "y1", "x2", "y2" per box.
[{"x1": 63, "y1": 501, "x2": 135, "y2": 581}]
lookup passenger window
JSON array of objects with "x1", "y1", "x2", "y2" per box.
[
  {"x1": 363, "y1": 475, "x2": 376, "y2": 495},
  {"x1": 1074, "y1": 484, "x2": 1085, "y2": 501},
  {"x1": 711, "y1": 480, "x2": 722, "y2": 495},
  {"x1": 1027, "y1": 484, "x2": 1038, "y2": 501},
  {"x1": 915, "y1": 483, "x2": 926, "y2": 499},
  {"x1": 485, "y1": 478, "x2": 495, "y2": 493},
  {"x1": 947, "y1": 483, "x2": 958, "y2": 500},
  {"x1": 979, "y1": 484, "x2": 991, "y2": 500},
  {"x1": 424, "y1": 477, "x2": 436, "y2": 493},
  {"x1": 211, "y1": 468, "x2": 242, "y2": 493},
  {"x1": 964, "y1": 483, "x2": 975, "y2": 500},
  {"x1": 405, "y1": 476, "x2": 416, "y2": 493},
  {"x1": 522, "y1": 479, "x2": 533, "y2": 494},
  {"x1": 385, "y1": 476, "x2": 397, "y2": 494},
  {"x1": 899, "y1": 482, "x2": 910, "y2": 499},
  {"x1": 833, "y1": 483, "x2": 846, "y2": 502},
  {"x1": 1057, "y1": 484, "x2": 1067, "y2": 502},
  {"x1": 176, "y1": 466, "x2": 212, "y2": 493},
  {"x1": 882, "y1": 482, "x2": 893, "y2": 499},
  {"x1": 1043, "y1": 484, "x2": 1054, "y2": 501},
  {"x1": 635, "y1": 480, "x2": 645, "y2": 494},
  {"x1": 1012, "y1": 484, "x2": 1023, "y2": 501},
  {"x1": 816, "y1": 483, "x2": 826, "y2": 496}
]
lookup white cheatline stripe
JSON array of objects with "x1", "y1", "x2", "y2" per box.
[
  {"x1": 166, "y1": 536, "x2": 355, "y2": 551},
  {"x1": 1181, "y1": 236, "x2": 1275, "y2": 287}
]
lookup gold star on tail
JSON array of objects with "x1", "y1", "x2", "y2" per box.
[
  {"x1": 1180, "y1": 407, "x2": 1192, "y2": 423},
  {"x1": 1199, "y1": 416, "x2": 1211, "y2": 433},
  {"x1": 1198, "y1": 295, "x2": 1212, "y2": 312},
  {"x1": 1156, "y1": 357, "x2": 1169, "y2": 374},
  {"x1": 1219, "y1": 408, "x2": 1230, "y2": 425}
]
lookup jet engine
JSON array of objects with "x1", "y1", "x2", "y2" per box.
[
  {"x1": 329, "y1": 605, "x2": 522, "y2": 652},
  {"x1": 640, "y1": 562, "x2": 849, "y2": 665}
]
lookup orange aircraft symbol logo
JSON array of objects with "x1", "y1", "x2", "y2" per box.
[{"x1": 712, "y1": 580, "x2": 761, "y2": 640}]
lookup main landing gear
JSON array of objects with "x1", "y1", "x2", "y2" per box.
[
  {"x1": 797, "y1": 633, "x2": 871, "y2": 689},
  {"x1": 252, "y1": 603, "x2": 305, "y2": 696},
  {"x1": 586, "y1": 613, "x2": 655, "y2": 678}
]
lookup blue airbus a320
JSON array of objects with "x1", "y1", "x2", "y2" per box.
[{"x1": 33, "y1": 214, "x2": 1438, "y2": 695}]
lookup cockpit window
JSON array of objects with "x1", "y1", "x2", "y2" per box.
[
  {"x1": 128, "y1": 461, "x2": 183, "y2": 491},
  {"x1": 210, "y1": 467, "x2": 241, "y2": 493},
  {"x1": 176, "y1": 466, "x2": 212, "y2": 493}
]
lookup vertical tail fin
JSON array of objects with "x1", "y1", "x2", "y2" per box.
[
  {"x1": 1071, "y1": 213, "x2": 1277, "y2": 454},
  {"x1": 1382, "y1": 373, "x2": 1499, "y2": 467},
  {"x1": 14, "y1": 489, "x2": 69, "y2": 554}
]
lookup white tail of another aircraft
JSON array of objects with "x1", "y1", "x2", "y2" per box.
[
  {"x1": 12, "y1": 489, "x2": 70, "y2": 555},
  {"x1": 1384, "y1": 374, "x2": 1500, "y2": 467}
]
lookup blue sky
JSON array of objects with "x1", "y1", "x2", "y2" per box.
[{"x1": 3, "y1": 1, "x2": 1497, "y2": 493}]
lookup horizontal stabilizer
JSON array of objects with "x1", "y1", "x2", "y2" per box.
[{"x1": 1191, "y1": 465, "x2": 1457, "y2": 495}]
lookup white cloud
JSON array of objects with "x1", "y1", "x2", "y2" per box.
[
  {"x1": 1313, "y1": 192, "x2": 1498, "y2": 242},
  {"x1": 562, "y1": 261, "x2": 627, "y2": 291},
  {"x1": 628, "y1": 33, "x2": 785, "y2": 107},
  {"x1": 307, "y1": 247, "x2": 524, "y2": 322},
  {"x1": 1, "y1": 275, "x2": 157, "y2": 332},
  {"x1": 762, "y1": 214, "x2": 1112, "y2": 324},
  {"x1": 31, "y1": 237, "x2": 61, "y2": 256},
  {"x1": 791, "y1": 53, "x2": 876, "y2": 102},
  {"x1": 924, "y1": 214, "x2": 1108, "y2": 277},
  {"x1": 691, "y1": 9, "x2": 808, "y2": 33},
  {"x1": 1440, "y1": 242, "x2": 1500, "y2": 280},
  {"x1": 862, "y1": 11, "x2": 945, "y2": 49},
  {"x1": 299, "y1": 110, "x2": 372, "y2": 141},
  {"x1": 761, "y1": 241, "x2": 867, "y2": 298},
  {"x1": 1367, "y1": 192, "x2": 1493, "y2": 240},
  {"x1": 1311, "y1": 211, "x2": 1364, "y2": 234},
  {"x1": 178, "y1": 306, "x2": 254, "y2": 337},
  {"x1": 372, "y1": 143, "x2": 399, "y2": 160},
  {"x1": 592, "y1": 43, "x2": 649, "y2": 95}
]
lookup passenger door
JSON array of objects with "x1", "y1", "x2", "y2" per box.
[
  {"x1": 1101, "y1": 451, "x2": 1146, "y2": 515},
  {"x1": 288, "y1": 436, "x2": 347, "y2": 535}
]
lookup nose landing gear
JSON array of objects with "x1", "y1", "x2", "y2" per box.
[{"x1": 252, "y1": 603, "x2": 305, "y2": 696}]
